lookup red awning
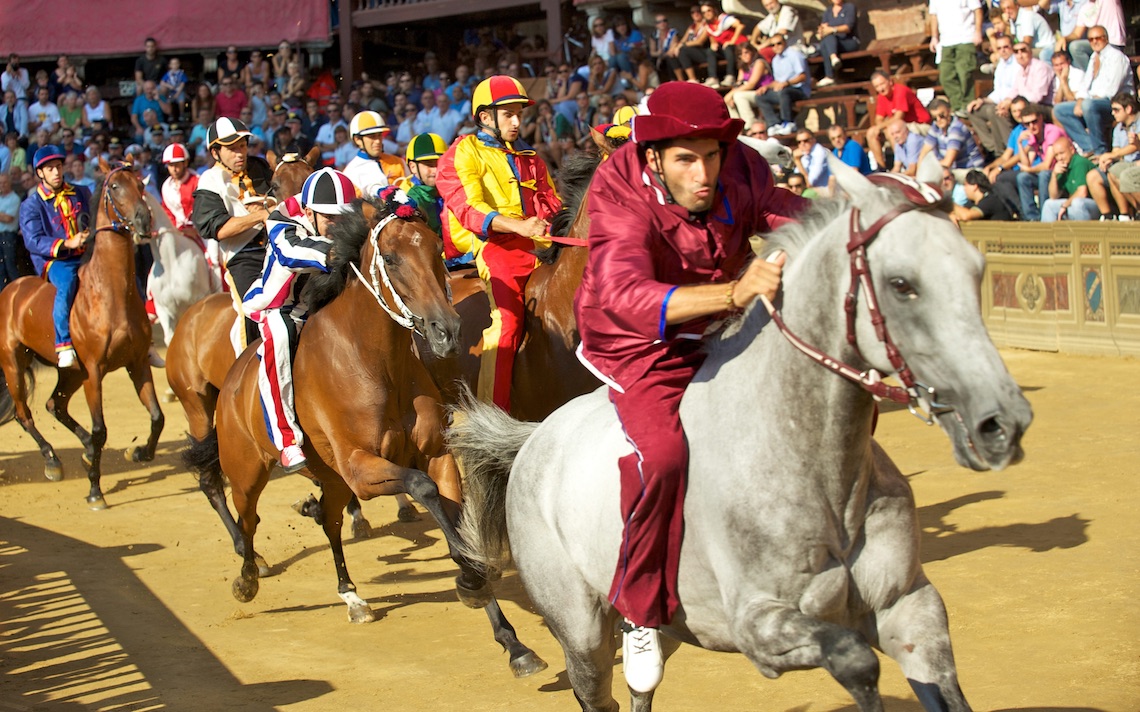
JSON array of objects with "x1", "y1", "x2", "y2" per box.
[{"x1": 0, "y1": 0, "x2": 330, "y2": 59}]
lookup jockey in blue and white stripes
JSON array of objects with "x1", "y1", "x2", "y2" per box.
[{"x1": 242, "y1": 167, "x2": 356, "y2": 473}]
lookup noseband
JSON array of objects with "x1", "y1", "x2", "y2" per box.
[
  {"x1": 348, "y1": 212, "x2": 434, "y2": 335},
  {"x1": 95, "y1": 164, "x2": 148, "y2": 243},
  {"x1": 273, "y1": 152, "x2": 311, "y2": 175},
  {"x1": 762, "y1": 173, "x2": 954, "y2": 424}
]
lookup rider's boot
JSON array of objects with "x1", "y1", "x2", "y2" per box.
[
  {"x1": 56, "y1": 347, "x2": 78, "y2": 369},
  {"x1": 621, "y1": 619, "x2": 663, "y2": 693},
  {"x1": 280, "y1": 445, "x2": 307, "y2": 474}
]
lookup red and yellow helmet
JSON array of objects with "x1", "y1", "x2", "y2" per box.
[{"x1": 471, "y1": 76, "x2": 533, "y2": 118}]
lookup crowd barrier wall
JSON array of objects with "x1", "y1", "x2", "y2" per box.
[{"x1": 961, "y1": 221, "x2": 1140, "y2": 357}]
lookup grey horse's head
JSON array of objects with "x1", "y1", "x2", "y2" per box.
[{"x1": 829, "y1": 155, "x2": 1032, "y2": 471}]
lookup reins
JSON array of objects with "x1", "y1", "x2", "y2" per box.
[
  {"x1": 347, "y1": 212, "x2": 425, "y2": 333},
  {"x1": 760, "y1": 174, "x2": 954, "y2": 425},
  {"x1": 94, "y1": 164, "x2": 148, "y2": 243}
]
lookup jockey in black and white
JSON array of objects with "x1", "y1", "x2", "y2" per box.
[{"x1": 241, "y1": 167, "x2": 356, "y2": 473}]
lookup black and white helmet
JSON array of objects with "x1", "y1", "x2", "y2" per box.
[{"x1": 207, "y1": 117, "x2": 253, "y2": 148}]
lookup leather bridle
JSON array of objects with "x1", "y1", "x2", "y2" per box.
[
  {"x1": 761, "y1": 173, "x2": 954, "y2": 424},
  {"x1": 94, "y1": 164, "x2": 149, "y2": 243}
]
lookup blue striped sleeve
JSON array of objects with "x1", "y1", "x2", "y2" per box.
[{"x1": 658, "y1": 285, "x2": 679, "y2": 341}]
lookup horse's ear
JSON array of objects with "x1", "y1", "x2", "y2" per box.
[
  {"x1": 304, "y1": 146, "x2": 322, "y2": 167},
  {"x1": 828, "y1": 153, "x2": 877, "y2": 203},
  {"x1": 589, "y1": 128, "x2": 608, "y2": 156},
  {"x1": 98, "y1": 156, "x2": 111, "y2": 176},
  {"x1": 738, "y1": 135, "x2": 792, "y2": 170},
  {"x1": 915, "y1": 153, "x2": 944, "y2": 189},
  {"x1": 266, "y1": 150, "x2": 278, "y2": 170}
]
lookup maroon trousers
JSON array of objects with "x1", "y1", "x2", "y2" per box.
[{"x1": 608, "y1": 342, "x2": 706, "y2": 628}]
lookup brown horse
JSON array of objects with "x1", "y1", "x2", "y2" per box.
[
  {"x1": 166, "y1": 147, "x2": 372, "y2": 555},
  {"x1": 187, "y1": 195, "x2": 546, "y2": 676},
  {"x1": 420, "y1": 146, "x2": 604, "y2": 421},
  {"x1": 0, "y1": 165, "x2": 159, "y2": 509}
]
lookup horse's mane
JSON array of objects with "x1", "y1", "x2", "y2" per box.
[
  {"x1": 711, "y1": 183, "x2": 951, "y2": 359},
  {"x1": 78, "y1": 176, "x2": 106, "y2": 267},
  {"x1": 550, "y1": 151, "x2": 602, "y2": 237},
  {"x1": 537, "y1": 151, "x2": 602, "y2": 264},
  {"x1": 302, "y1": 199, "x2": 371, "y2": 314},
  {"x1": 303, "y1": 194, "x2": 420, "y2": 315}
]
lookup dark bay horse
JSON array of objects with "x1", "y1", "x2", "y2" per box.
[
  {"x1": 420, "y1": 148, "x2": 604, "y2": 421},
  {"x1": 0, "y1": 165, "x2": 160, "y2": 509},
  {"x1": 166, "y1": 147, "x2": 381, "y2": 552},
  {"x1": 188, "y1": 195, "x2": 546, "y2": 676}
]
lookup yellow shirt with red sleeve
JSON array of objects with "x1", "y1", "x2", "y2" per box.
[{"x1": 436, "y1": 131, "x2": 561, "y2": 259}]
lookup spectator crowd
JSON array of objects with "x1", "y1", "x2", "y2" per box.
[{"x1": 1, "y1": 0, "x2": 1138, "y2": 290}]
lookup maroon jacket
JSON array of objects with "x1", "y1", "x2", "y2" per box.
[{"x1": 574, "y1": 141, "x2": 807, "y2": 392}]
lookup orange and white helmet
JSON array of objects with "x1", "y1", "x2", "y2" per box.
[
  {"x1": 471, "y1": 75, "x2": 533, "y2": 118},
  {"x1": 350, "y1": 110, "x2": 390, "y2": 138}
]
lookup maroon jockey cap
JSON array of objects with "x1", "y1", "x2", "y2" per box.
[{"x1": 632, "y1": 83, "x2": 744, "y2": 145}]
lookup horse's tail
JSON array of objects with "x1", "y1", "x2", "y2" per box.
[
  {"x1": 182, "y1": 430, "x2": 222, "y2": 491},
  {"x1": 447, "y1": 392, "x2": 539, "y2": 577}
]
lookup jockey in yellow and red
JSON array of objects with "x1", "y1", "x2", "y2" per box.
[{"x1": 436, "y1": 76, "x2": 561, "y2": 411}]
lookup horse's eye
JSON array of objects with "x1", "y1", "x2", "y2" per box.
[
  {"x1": 382, "y1": 253, "x2": 397, "y2": 267},
  {"x1": 889, "y1": 277, "x2": 917, "y2": 299}
]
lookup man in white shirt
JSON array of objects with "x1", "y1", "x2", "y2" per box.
[
  {"x1": 430, "y1": 92, "x2": 463, "y2": 144},
  {"x1": 414, "y1": 91, "x2": 438, "y2": 135},
  {"x1": 929, "y1": 0, "x2": 984, "y2": 114},
  {"x1": 314, "y1": 103, "x2": 348, "y2": 166},
  {"x1": 1, "y1": 54, "x2": 30, "y2": 105},
  {"x1": 28, "y1": 86, "x2": 60, "y2": 137},
  {"x1": 1067, "y1": 0, "x2": 1126, "y2": 71},
  {"x1": 966, "y1": 36, "x2": 1016, "y2": 155},
  {"x1": 1003, "y1": 0, "x2": 1056, "y2": 62},
  {"x1": 1053, "y1": 25, "x2": 1132, "y2": 155},
  {"x1": 1051, "y1": 50, "x2": 1085, "y2": 105}
]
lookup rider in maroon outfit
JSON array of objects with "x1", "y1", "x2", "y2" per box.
[{"x1": 573, "y1": 81, "x2": 807, "y2": 693}]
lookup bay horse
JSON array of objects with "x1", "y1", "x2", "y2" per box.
[
  {"x1": 450, "y1": 158, "x2": 1033, "y2": 711},
  {"x1": 166, "y1": 147, "x2": 375, "y2": 554},
  {"x1": 190, "y1": 195, "x2": 546, "y2": 677},
  {"x1": 0, "y1": 164, "x2": 160, "y2": 509}
]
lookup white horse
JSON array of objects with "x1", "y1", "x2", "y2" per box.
[
  {"x1": 145, "y1": 192, "x2": 221, "y2": 346},
  {"x1": 450, "y1": 157, "x2": 1032, "y2": 711}
]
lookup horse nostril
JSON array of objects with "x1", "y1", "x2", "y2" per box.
[{"x1": 977, "y1": 415, "x2": 1005, "y2": 442}]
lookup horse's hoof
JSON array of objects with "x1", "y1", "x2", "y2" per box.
[
  {"x1": 292, "y1": 493, "x2": 320, "y2": 519},
  {"x1": 347, "y1": 603, "x2": 377, "y2": 624},
  {"x1": 44, "y1": 460, "x2": 63, "y2": 482},
  {"x1": 232, "y1": 575, "x2": 259, "y2": 603},
  {"x1": 87, "y1": 495, "x2": 108, "y2": 511},
  {"x1": 352, "y1": 517, "x2": 373, "y2": 539},
  {"x1": 455, "y1": 575, "x2": 494, "y2": 609},
  {"x1": 126, "y1": 447, "x2": 153, "y2": 463},
  {"x1": 509, "y1": 651, "x2": 549, "y2": 679},
  {"x1": 255, "y1": 554, "x2": 271, "y2": 578},
  {"x1": 397, "y1": 504, "x2": 420, "y2": 523}
]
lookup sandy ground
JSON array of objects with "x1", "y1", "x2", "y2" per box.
[{"x1": 0, "y1": 348, "x2": 1136, "y2": 712}]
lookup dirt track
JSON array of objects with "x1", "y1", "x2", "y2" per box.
[{"x1": 0, "y1": 348, "x2": 1137, "y2": 711}]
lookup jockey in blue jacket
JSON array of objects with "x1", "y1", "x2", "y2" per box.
[
  {"x1": 19, "y1": 145, "x2": 92, "y2": 369},
  {"x1": 242, "y1": 167, "x2": 356, "y2": 473}
]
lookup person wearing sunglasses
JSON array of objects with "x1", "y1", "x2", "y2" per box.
[
  {"x1": 1053, "y1": 25, "x2": 1132, "y2": 157},
  {"x1": 1014, "y1": 106, "x2": 1065, "y2": 220},
  {"x1": 1066, "y1": 0, "x2": 1126, "y2": 72},
  {"x1": 1085, "y1": 92, "x2": 1140, "y2": 219},
  {"x1": 1041, "y1": 135, "x2": 1101, "y2": 221},
  {"x1": 918, "y1": 98, "x2": 985, "y2": 173},
  {"x1": 754, "y1": 35, "x2": 809, "y2": 136},
  {"x1": 965, "y1": 36, "x2": 1016, "y2": 157},
  {"x1": 791, "y1": 129, "x2": 830, "y2": 187},
  {"x1": 1009, "y1": 41, "x2": 1055, "y2": 113}
]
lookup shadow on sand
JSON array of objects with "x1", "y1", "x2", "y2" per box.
[{"x1": 0, "y1": 516, "x2": 332, "y2": 710}]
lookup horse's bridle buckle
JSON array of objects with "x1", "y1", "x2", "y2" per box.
[{"x1": 906, "y1": 382, "x2": 954, "y2": 426}]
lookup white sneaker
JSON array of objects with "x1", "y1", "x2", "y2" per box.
[
  {"x1": 980, "y1": 62, "x2": 995, "y2": 75},
  {"x1": 816, "y1": 77, "x2": 835, "y2": 87},
  {"x1": 56, "y1": 347, "x2": 78, "y2": 369},
  {"x1": 1117, "y1": 215, "x2": 1133, "y2": 221},
  {"x1": 720, "y1": 77, "x2": 735, "y2": 88},
  {"x1": 622, "y1": 620, "x2": 663, "y2": 693},
  {"x1": 280, "y1": 445, "x2": 308, "y2": 474},
  {"x1": 703, "y1": 77, "x2": 720, "y2": 88}
]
